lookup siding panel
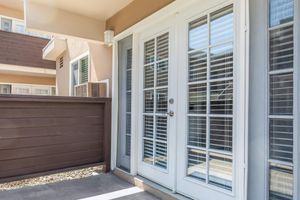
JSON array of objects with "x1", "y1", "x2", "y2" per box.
[
  {"x1": 0, "y1": 30, "x2": 55, "y2": 69},
  {"x1": 0, "y1": 95, "x2": 111, "y2": 179}
]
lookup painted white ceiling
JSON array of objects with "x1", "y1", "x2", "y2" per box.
[
  {"x1": 0, "y1": 0, "x2": 23, "y2": 10},
  {"x1": 28, "y1": 0, "x2": 134, "y2": 20}
]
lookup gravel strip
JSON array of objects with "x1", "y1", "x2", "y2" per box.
[{"x1": 0, "y1": 165, "x2": 103, "y2": 191}]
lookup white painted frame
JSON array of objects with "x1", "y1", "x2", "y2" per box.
[
  {"x1": 111, "y1": 0, "x2": 249, "y2": 199},
  {"x1": 68, "y1": 51, "x2": 90, "y2": 96}
]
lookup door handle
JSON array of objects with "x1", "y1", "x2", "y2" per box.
[{"x1": 166, "y1": 110, "x2": 174, "y2": 117}]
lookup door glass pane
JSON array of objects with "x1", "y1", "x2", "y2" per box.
[
  {"x1": 186, "y1": 5, "x2": 233, "y2": 191},
  {"x1": 269, "y1": 163, "x2": 293, "y2": 200},
  {"x1": 187, "y1": 148, "x2": 206, "y2": 181},
  {"x1": 143, "y1": 32, "x2": 169, "y2": 170},
  {"x1": 144, "y1": 64, "x2": 155, "y2": 88},
  {"x1": 269, "y1": 26, "x2": 293, "y2": 71},
  {"x1": 210, "y1": 5, "x2": 234, "y2": 45},
  {"x1": 210, "y1": 43, "x2": 233, "y2": 79},
  {"x1": 188, "y1": 83, "x2": 207, "y2": 114},
  {"x1": 269, "y1": 0, "x2": 294, "y2": 27},
  {"x1": 157, "y1": 61, "x2": 168, "y2": 87},
  {"x1": 269, "y1": 119, "x2": 293, "y2": 163},
  {"x1": 210, "y1": 117, "x2": 233, "y2": 152},
  {"x1": 188, "y1": 116, "x2": 206, "y2": 148},
  {"x1": 144, "y1": 39, "x2": 155, "y2": 64},
  {"x1": 189, "y1": 50, "x2": 207, "y2": 82},
  {"x1": 270, "y1": 73, "x2": 293, "y2": 115},
  {"x1": 210, "y1": 80, "x2": 233, "y2": 115},
  {"x1": 208, "y1": 153, "x2": 232, "y2": 190},
  {"x1": 189, "y1": 17, "x2": 208, "y2": 51}
]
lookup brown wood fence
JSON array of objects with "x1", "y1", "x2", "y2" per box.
[{"x1": 0, "y1": 95, "x2": 111, "y2": 181}]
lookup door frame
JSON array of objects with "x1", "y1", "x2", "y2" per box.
[
  {"x1": 136, "y1": 16, "x2": 178, "y2": 189},
  {"x1": 111, "y1": 0, "x2": 249, "y2": 199}
]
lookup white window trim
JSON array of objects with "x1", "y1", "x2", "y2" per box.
[
  {"x1": 0, "y1": 82, "x2": 55, "y2": 96},
  {"x1": 68, "y1": 51, "x2": 91, "y2": 96}
]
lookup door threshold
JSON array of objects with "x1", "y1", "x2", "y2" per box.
[{"x1": 113, "y1": 168, "x2": 192, "y2": 200}]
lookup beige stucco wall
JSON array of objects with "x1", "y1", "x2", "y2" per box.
[
  {"x1": 56, "y1": 38, "x2": 112, "y2": 96},
  {"x1": 0, "y1": 73, "x2": 55, "y2": 85},
  {"x1": 106, "y1": 0, "x2": 174, "y2": 35},
  {"x1": 0, "y1": 5, "x2": 23, "y2": 19},
  {"x1": 25, "y1": 2, "x2": 105, "y2": 42}
]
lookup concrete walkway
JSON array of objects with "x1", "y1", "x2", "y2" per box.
[{"x1": 0, "y1": 173, "x2": 159, "y2": 200}]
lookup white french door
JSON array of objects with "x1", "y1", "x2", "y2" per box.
[
  {"x1": 133, "y1": 0, "x2": 247, "y2": 199},
  {"x1": 176, "y1": 3, "x2": 236, "y2": 200},
  {"x1": 137, "y1": 18, "x2": 177, "y2": 189}
]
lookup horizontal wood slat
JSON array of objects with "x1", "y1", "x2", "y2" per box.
[{"x1": 0, "y1": 95, "x2": 111, "y2": 180}]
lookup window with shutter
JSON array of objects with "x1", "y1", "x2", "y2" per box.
[
  {"x1": 70, "y1": 54, "x2": 89, "y2": 96},
  {"x1": 187, "y1": 5, "x2": 234, "y2": 191},
  {"x1": 268, "y1": 0, "x2": 294, "y2": 199},
  {"x1": 126, "y1": 48, "x2": 132, "y2": 156},
  {"x1": 80, "y1": 56, "x2": 89, "y2": 84}
]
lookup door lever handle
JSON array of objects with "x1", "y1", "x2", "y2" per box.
[{"x1": 166, "y1": 111, "x2": 174, "y2": 117}]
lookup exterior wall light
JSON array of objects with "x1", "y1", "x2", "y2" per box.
[{"x1": 104, "y1": 30, "x2": 114, "y2": 46}]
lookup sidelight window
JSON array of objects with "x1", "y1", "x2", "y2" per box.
[{"x1": 268, "y1": 0, "x2": 295, "y2": 199}]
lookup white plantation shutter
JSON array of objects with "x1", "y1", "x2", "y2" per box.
[
  {"x1": 143, "y1": 32, "x2": 169, "y2": 169},
  {"x1": 268, "y1": 0, "x2": 294, "y2": 199},
  {"x1": 80, "y1": 56, "x2": 89, "y2": 84},
  {"x1": 125, "y1": 49, "x2": 132, "y2": 156},
  {"x1": 186, "y1": 5, "x2": 234, "y2": 191}
]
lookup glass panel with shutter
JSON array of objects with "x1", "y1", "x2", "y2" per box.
[
  {"x1": 268, "y1": 1, "x2": 294, "y2": 199},
  {"x1": 80, "y1": 56, "x2": 89, "y2": 84},
  {"x1": 125, "y1": 49, "x2": 132, "y2": 156},
  {"x1": 186, "y1": 5, "x2": 234, "y2": 190},
  {"x1": 143, "y1": 32, "x2": 169, "y2": 170},
  {"x1": 117, "y1": 36, "x2": 133, "y2": 171}
]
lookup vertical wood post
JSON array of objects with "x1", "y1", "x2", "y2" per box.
[{"x1": 104, "y1": 100, "x2": 112, "y2": 172}]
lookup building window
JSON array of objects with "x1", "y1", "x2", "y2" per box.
[
  {"x1": 186, "y1": 5, "x2": 234, "y2": 191},
  {"x1": 0, "y1": 84, "x2": 12, "y2": 94},
  {"x1": 1, "y1": 17, "x2": 12, "y2": 32},
  {"x1": 71, "y1": 55, "x2": 89, "y2": 95},
  {"x1": 268, "y1": 0, "x2": 294, "y2": 199}
]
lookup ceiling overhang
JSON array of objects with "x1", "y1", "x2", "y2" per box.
[{"x1": 24, "y1": 1, "x2": 105, "y2": 42}]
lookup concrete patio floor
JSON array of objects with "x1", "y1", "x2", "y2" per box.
[{"x1": 0, "y1": 173, "x2": 159, "y2": 200}]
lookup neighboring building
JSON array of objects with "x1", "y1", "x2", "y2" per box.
[
  {"x1": 0, "y1": 2, "x2": 56, "y2": 96},
  {"x1": 7, "y1": 0, "x2": 299, "y2": 200},
  {"x1": 42, "y1": 37, "x2": 112, "y2": 97}
]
